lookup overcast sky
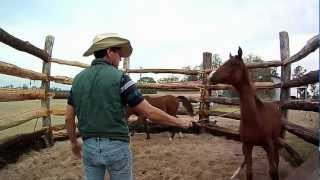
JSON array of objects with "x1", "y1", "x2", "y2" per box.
[{"x1": 0, "y1": 0, "x2": 318, "y2": 89}]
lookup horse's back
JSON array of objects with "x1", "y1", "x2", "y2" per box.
[{"x1": 144, "y1": 95, "x2": 179, "y2": 115}]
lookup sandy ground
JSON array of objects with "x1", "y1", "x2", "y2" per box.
[
  {"x1": 1, "y1": 109, "x2": 318, "y2": 180},
  {"x1": 0, "y1": 133, "x2": 294, "y2": 180}
]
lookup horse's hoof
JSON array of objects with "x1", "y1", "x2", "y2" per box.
[{"x1": 178, "y1": 132, "x2": 184, "y2": 138}]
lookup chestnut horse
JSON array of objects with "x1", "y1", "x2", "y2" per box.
[
  {"x1": 208, "y1": 47, "x2": 283, "y2": 180},
  {"x1": 125, "y1": 95, "x2": 194, "y2": 139}
]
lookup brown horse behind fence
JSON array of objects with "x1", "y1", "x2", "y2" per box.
[
  {"x1": 208, "y1": 47, "x2": 283, "y2": 180},
  {"x1": 125, "y1": 95, "x2": 194, "y2": 139}
]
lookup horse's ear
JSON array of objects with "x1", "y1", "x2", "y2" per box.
[
  {"x1": 238, "y1": 47, "x2": 243, "y2": 58},
  {"x1": 229, "y1": 53, "x2": 232, "y2": 59}
]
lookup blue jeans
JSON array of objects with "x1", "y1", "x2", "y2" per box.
[{"x1": 82, "y1": 137, "x2": 133, "y2": 180}]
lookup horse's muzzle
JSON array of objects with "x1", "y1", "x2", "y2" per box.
[{"x1": 208, "y1": 72, "x2": 220, "y2": 85}]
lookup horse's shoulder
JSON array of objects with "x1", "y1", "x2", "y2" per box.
[{"x1": 255, "y1": 97, "x2": 281, "y2": 116}]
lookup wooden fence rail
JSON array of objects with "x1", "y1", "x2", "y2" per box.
[
  {"x1": 0, "y1": 88, "x2": 46, "y2": 102},
  {"x1": 0, "y1": 61, "x2": 47, "y2": 81},
  {"x1": 280, "y1": 100, "x2": 319, "y2": 112},
  {"x1": 50, "y1": 75, "x2": 73, "y2": 85},
  {"x1": 51, "y1": 58, "x2": 90, "y2": 68},
  {"x1": 283, "y1": 121, "x2": 319, "y2": 146},
  {"x1": 0, "y1": 108, "x2": 48, "y2": 131},
  {"x1": 127, "y1": 68, "x2": 200, "y2": 75},
  {"x1": 49, "y1": 59, "x2": 283, "y2": 73},
  {"x1": 0, "y1": 28, "x2": 49, "y2": 61},
  {"x1": 283, "y1": 34, "x2": 320, "y2": 65},
  {"x1": 45, "y1": 91, "x2": 319, "y2": 113},
  {"x1": 281, "y1": 70, "x2": 319, "y2": 88}
]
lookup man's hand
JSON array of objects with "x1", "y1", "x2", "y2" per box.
[
  {"x1": 176, "y1": 117, "x2": 194, "y2": 129},
  {"x1": 71, "y1": 141, "x2": 82, "y2": 159}
]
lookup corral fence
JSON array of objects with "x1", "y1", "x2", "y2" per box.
[{"x1": 0, "y1": 28, "x2": 319, "y2": 167}]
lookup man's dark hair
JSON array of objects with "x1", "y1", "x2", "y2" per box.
[
  {"x1": 94, "y1": 49, "x2": 107, "y2": 58},
  {"x1": 94, "y1": 47, "x2": 122, "y2": 58}
]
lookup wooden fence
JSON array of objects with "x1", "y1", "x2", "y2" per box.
[{"x1": 0, "y1": 28, "x2": 319, "y2": 166}]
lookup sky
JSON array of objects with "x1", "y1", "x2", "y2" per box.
[{"x1": 0, "y1": 0, "x2": 318, "y2": 90}]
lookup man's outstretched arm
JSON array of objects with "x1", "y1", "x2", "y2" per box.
[{"x1": 133, "y1": 99, "x2": 193, "y2": 128}]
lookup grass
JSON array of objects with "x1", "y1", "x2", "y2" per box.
[
  {"x1": 0, "y1": 100, "x2": 318, "y2": 163},
  {"x1": 284, "y1": 110, "x2": 318, "y2": 161},
  {"x1": 0, "y1": 100, "x2": 66, "y2": 140}
]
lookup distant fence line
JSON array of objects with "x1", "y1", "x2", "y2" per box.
[{"x1": 0, "y1": 28, "x2": 319, "y2": 164}]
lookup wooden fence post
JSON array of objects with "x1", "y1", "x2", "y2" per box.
[
  {"x1": 199, "y1": 52, "x2": 212, "y2": 120},
  {"x1": 41, "y1": 35, "x2": 54, "y2": 145},
  {"x1": 123, "y1": 57, "x2": 130, "y2": 74},
  {"x1": 279, "y1": 31, "x2": 291, "y2": 123}
]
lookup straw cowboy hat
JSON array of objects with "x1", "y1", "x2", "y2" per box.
[{"x1": 83, "y1": 33, "x2": 133, "y2": 57}]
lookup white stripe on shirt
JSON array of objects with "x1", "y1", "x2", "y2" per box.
[{"x1": 120, "y1": 80, "x2": 135, "y2": 93}]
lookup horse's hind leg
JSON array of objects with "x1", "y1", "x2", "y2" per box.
[
  {"x1": 168, "y1": 127, "x2": 176, "y2": 141},
  {"x1": 143, "y1": 120, "x2": 151, "y2": 139},
  {"x1": 274, "y1": 142, "x2": 280, "y2": 169},
  {"x1": 130, "y1": 126, "x2": 135, "y2": 137},
  {"x1": 243, "y1": 143, "x2": 253, "y2": 180},
  {"x1": 263, "y1": 140, "x2": 279, "y2": 180},
  {"x1": 169, "y1": 128, "x2": 184, "y2": 140},
  {"x1": 178, "y1": 132, "x2": 184, "y2": 138}
]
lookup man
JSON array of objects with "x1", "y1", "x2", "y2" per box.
[{"x1": 65, "y1": 33, "x2": 194, "y2": 180}]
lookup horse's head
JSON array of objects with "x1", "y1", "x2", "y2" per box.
[{"x1": 208, "y1": 47, "x2": 247, "y2": 86}]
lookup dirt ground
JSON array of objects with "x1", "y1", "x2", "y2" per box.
[
  {"x1": 0, "y1": 110, "x2": 318, "y2": 180},
  {"x1": 0, "y1": 134, "x2": 294, "y2": 180}
]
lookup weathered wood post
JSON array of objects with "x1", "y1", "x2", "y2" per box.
[
  {"x1": 199, "y1": 52, "x2": 212, "y2": 120},
  {"x1": 279, "y1": 31, "x2": 291, "y2": 125},
  {"x1": 123, "y1": 57, "x2": 130, "y2": 74},
  {"x1": 41, "y1": 35, "x2": 54, "y2": 146}
]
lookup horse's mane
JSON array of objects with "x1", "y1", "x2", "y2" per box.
[{"x1": 249, "y1": 82, "x2": 264, "y2": 107}]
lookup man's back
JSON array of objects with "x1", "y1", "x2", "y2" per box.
[{"x1": 72, "y1": 58, "x2": 129, "y2": 142}]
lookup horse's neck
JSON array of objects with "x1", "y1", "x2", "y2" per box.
[{"x1": 236, "y1": 84, "x2": 259, "y2": 124}]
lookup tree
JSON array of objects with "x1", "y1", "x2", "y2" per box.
[
  {"x1": 293, "y1": 66, "x2": 307, "y2": 99},
  {"x1": 157, "y1": 75, "x2": 180, "y2": 83},
  {"x1": 212, "y1": 53, "x2": 222, "y2": 69},
  {"x1": 308, "y1": 83, "x2": 319, "y2": 99},
  {"x1": 137, "y1": 77, "x2": 156, "y2": 84},
  {"x1": 243, "y1": 54, "x2": 278, "y2": 99},
  {"x1": 137, "y1": 76, "x2": 157, "y2": 94},
  {"x1": 181, "y1": 65, "x2": 201, "y2": 82},
  {"x1": 182, "y1": 54, "x2": 222, "y2": 82},
  {"x1": 292, "y1": 65, "x2": 307, "y2": 79},
  {"x1": 22, "y1": 84, "x2": 28, "y2": 90}
]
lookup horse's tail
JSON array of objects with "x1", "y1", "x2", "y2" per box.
[
  {"x1": 230, "y1": 160, "x2": 246, "y2": 179},
  {"x1": 176, "y1": 96, "x2": 194, "y2": 116}
]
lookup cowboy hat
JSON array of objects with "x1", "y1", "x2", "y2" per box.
[{"x1": 83, "y1": 33, "x2": 132, "y2": 57}]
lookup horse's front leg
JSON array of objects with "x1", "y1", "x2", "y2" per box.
[
  {"x1": 129, "y1": 123, "x2": 135, "y2": 137},
  {"x1": 243, "y1": 143, "x2": 253, "y2": 180},
  {"x1": 263, "y1": 140, "x2": 279, "y2": 180},
  {"x1": 274, "y1": 140, "x2": 280, "y2": 169},
  {"x1": 169, "y1": 127, "x2": 176, "y2": 140}
]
